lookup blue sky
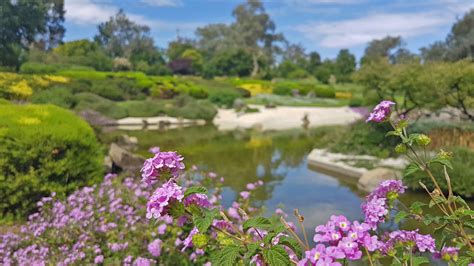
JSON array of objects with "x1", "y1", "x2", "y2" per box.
[{"x1": 64, "y1": 0, "x2": 474, "y2": 60}]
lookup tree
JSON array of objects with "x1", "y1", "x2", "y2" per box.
[
  {"x1": 94, "y1": 9, "x2": 155, "y2": 60},
  {"x1": 314, "y1": 60, "x2": 336, "y2": 84},
  {"x1": 306, "y1": 51, "x2": 321, "y2": 74},
  {"x1": 53, "y1": 39, "x2": 112, "y2": 70},
  {"x1": 0, "y1": 0, "x2": 65, "y2": 67},
  {"x1": 420, "y1": 41, "x2": 449, "y2": 62},
  {"x1": 181, "y1": 48, "x2": 203, "y2": 74},
  {"x1": 446, "y1": 9, "x2": 474, "y2": 60},
  {"x1": 167, "y1": 38, "x2": 195, "y2": 61},
  {"x1": 335, "y1": 49, "x2": 356, "y2": 82},
  {"x1": 211, "y1": 49, "x2": 253, "y2": 77},
  {"x1": 231, "y1": 0, "x2": 284, "y2": 76},
  {"x1": 360, "y1": 36, "x2": 402, "y2": 65},
  {"x1": 282, "y1": 43, "x2": 307, "y2": 68}
]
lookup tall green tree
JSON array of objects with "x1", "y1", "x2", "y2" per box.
[
  {"x1": 94, "y1": 9, "x2": 157, "y2": 62},
  {"x1": 446, "y1": 9, "x2": 474, "y2": 60},
  {"x1": 360, "y1": 36, "x2": 402, "y2": 65},
  {"x1": 167, "y1": 38, "x2": 195, "y2": 61},
  {"x1": 0, "y1": 0, "x2": 65, "y2": 67},
  {"x1": 306, "y1": 51, "x2": 321, "y2": 74},
  {"x1": 335, "y1": 49, "x2": 356, "y2": 82}
]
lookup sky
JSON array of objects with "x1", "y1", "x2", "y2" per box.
[{"x1": 63, "y1": 0, "x2": 474, "y2": 60}]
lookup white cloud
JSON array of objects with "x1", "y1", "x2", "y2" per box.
[
  {"x1": 65, "y1": 0, "x2": 201, "y2": 32},
  {"x1": 296, "y1": 11, "x2": 451, "y2": 48},
  {"x1": 140, "y1": 0, "x2": 183, "y2": 7},
  {"x1": 64, "y1": 0, "x2": 116, "y2": 25}
]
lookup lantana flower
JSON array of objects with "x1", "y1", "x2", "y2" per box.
[{"x1": 366, "y1": 100, "x2": 395, "y2": 122}]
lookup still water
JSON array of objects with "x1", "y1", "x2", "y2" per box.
[{"x1": 108, "y1": 125, "x2": 440, "y2": 235}]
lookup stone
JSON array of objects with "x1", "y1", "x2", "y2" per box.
[
  {"x1": 233, "y1": 98, "x2": 246, "y2": 111},
  {"x1": 108, "y1": 143, "x2": 145, "y2": 174},
  {"x1": 116, "y1": 134, "x2": 138, "y2": 151},
  {"x1": 78, "y1": 110, "x2": 116, "y2": 127},
  {"x1": 357, "y1": 167, "x2": 400, "y2": 192}
]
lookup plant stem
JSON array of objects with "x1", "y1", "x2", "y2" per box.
[
  {"x1": 364, "y1": 246, "x2": 374, "y2": 266},
  {"x1": 280, "y1": 217, "x2": 308, "y2": 251}
]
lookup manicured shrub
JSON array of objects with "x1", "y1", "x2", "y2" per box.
[
  {"x1": 348, "y1": 96, "x2": 363, "y2": 107},
  {"x1": 209, "y1": 90, "x2": 240, "y2": 108},
  {"x1": 272, "y1": 82, "x2": 298, "y2": 96},
  {"x1": 167, "y1": 95, "x2": 217, "y2": 120},
  {"x1": 118, "y1": 100, "x2": 166, "y2": 117},
  {"x1": 0, "y1": 104, "x2": 103, "y2": 218},
  {"x1": 310, "y1": 84, "x2": 336, "y2": 98},
  {"x1": 19, "y1": 62, "x2": 60, "y2": 74},
  {"x1": 74, "y1": 93, "x2": 128, "y2": 119},
  {"x1": 31, "y1": 87, "x2": 76, "y2": 108}
]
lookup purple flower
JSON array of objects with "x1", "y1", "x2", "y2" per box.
[
  {"x1": 94, "y1": 255, "x2": 104, "y2": 264},
  {"x1": 361, "y1": 198, "x2": 389, "y2": 229},
  {"x1": 141, "y1": 151, "x2": 185, "y2": 184},
  {"x1": 184, "y1": 193, "x2": 211, "y2": 208},
  {"x1": 133, "y1": 257, "x2": 154, "y2": 266},
  {"x1": 240, "y1": 191, "x2": 250, "y2": 200},
  {"x1": 301, "y1": 244, "x2": 342, "y2": 266},
  {"x1": 367, "y1": 180, "x2": 406, "y2": 202},
  {"x1": 146, "y1": 181, "x2": 184, "y2": 219},
  {"x1": 366, "y1": 100, "x2": 395, "y2": 123},
  {"x1": 433, "y1": 246, "x2": 459, "y2": 262},
  {"x1": 338, "y1": 237, "x2": 362, "y2": 260},
  {"x1": 181, "y1": 227, "x2": 199, "y2": 252},
  {"x1": 147, "y1": 239, "x2": 162, "y2": 257},
  {"x1": 381, "y1": 230, "x2": 435, "y2": 254},
  {"x1": 246, "y1": 183, "x2": 256, "y2": 190},
  {"x1": 149, "y1": 147, "x2": 160, "y2": 154}
]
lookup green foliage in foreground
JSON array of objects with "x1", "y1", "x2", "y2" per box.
[
  {"x1": 0, "y1": 104, "x2": 103, "y2": 219},
  {"x1": 404, "y1": 146, "x2": 474, "y2": 198}
]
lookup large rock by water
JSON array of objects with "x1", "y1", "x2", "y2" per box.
[
  {"x1": 108, "y1": 143, "x2": 145, "y2": 174},
  {"x1": 357, "y1": 167, "x2": 400, "y2": 192}
]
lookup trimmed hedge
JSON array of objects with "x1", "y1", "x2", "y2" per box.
[{"x1": 0, "y1": 104, "x2": 103, "y2": 218}]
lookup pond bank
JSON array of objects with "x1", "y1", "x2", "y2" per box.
[{"x1": 213, "y1": 105, "x2": 363, "y2": 131}]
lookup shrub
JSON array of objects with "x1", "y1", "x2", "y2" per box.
[
  {"x1": 19, "y1": 62, "x2": 60, "y2": 74},
  {"x1": 348, "y1": 96, "x2": 363, "y2": 107},
  {"x1": 167, "y1": 96, "x2": 217, "y2": 120},
  {"x1": 209, "y1": 90, "x2": 240, "y2": 108},
  {"x1": 118, "y1": 100, "x2": 166, "y2": 117},
  {"x1": 272, "y1": 82, "x2": 299, "y2": 96},
  {"x1": 235, "y1": 87, "x2": 251, "y2": 98},
  {"x1": 31, "y1": 87, "x2": 76, "y2": 108},
  {"x1": 310, "y1": 84, "x2": 336, "y2": 98},
  {"x1": 0, "y1": 104, "x2": 103, "y2": 218},
  {"x1": 74, "y1": 93, "x2": 128, "y2": 119}
]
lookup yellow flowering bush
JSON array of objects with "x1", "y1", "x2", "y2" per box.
[
  {"x1": 239, "y1": 83, "x2": 272, "y2": 96},
  {"x1": 9, "y1": 80, "x2": 33, "y2": 100},
  {"x1": 335, "y1": 91, "x2": 352, "y2": 99}
]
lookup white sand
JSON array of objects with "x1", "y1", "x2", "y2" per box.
[{"x1": 213, "y1": 105, "x2": 363, "y2": 131}]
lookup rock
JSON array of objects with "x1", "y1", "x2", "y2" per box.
[
  {"x1": 103, "y1": 156, "x2": 113, "y2": 171},
  {"x1": 116, "y1": 134, "x2": 138, "y2": 151},
  {"x1": 78, "y1": 109, "x2": 116, "y2": 127},
  {"x1": 357, "y1": 167, "x2": 401, "y2": 192},
  {"x1": 291, "y1": 89, "x2": 300, "y2": 97},
  {"x1": 306, "y1": 91, "x2": 316, "y2": 98},
  {"x1": 233, "y1": 98, "x2": 246, "y2": 111},
  {"x1": 108, "y1": 143, "x2": 145, "y2": 174}
]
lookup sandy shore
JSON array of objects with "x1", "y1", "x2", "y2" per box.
[{"x1": 213, "y1": 105, "x2": 363, "y2": 131}]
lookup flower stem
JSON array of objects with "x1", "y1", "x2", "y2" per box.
[{"x1": 364, "y1": 246, "x2": 374, "y2": 266}]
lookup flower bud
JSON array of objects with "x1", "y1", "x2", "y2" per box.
[
  {"x1": 415, "y1": 134, "x2": 431, "y2": 146},
  {"x1": 192, "y1": 233, "x2": 209, "y2": 249},
  {"x1": 395, "y1": 144, "x2": 406, "y2": 153}
]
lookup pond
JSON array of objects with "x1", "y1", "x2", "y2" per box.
[{"x1": 105, "y1": 125, "x2": 450, "y2": 237}]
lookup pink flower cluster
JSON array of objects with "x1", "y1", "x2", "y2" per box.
[
  {"x1": 361, "y1": 180, "x2": 406, "y2": 229},
  {"x1": 141, "y1": 151, "x2": 185, "y2": 184},
  {"x1": 146, "y1": 181, "x2": 184, "y2": 219},
  {"x1": 379, "y1": 230, "x2": 435, "y2": 255},
  {"x1": 366, "y1": 100, "x2": 395, "y2": 123},
  {"x1": 300, "y1": 215, "x2": 380, "y2": 265},
  {"x1": 433, "y1": 246, "x2": 459, "y2": 262}
]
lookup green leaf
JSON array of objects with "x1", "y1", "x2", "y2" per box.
[
  {"x1": 404, "y1": 163, "x2": 420, "y2": 177},
  {"x1": 394, "y1": 211, "x2": 409, "y2": 223},
  {"x1": 429, "y1": 157, "x2": 453, "y2": 169},
  {"x1": 262, "y1": 245, "x2": 290, "y2": 266},
  {"x1": 409, "y1": 201, "x2": 427, "y2": 214},
  {"x1": 243, "y1": 217, "x2": 271, "y2": 232},
  {"x1": 211, "y1": 245, "x2": 240, "y2": 266},
  {"x1": 278, "y1": 236, "x2": 304, "y2": 259},
  {"x1": 168, "y1": 202, "x2": 185, "y2": 218},
  {"x1": 193, "y1": 208, "x2": 219, "y2": 233},
  {"x1": 184, "y1": 186, "x2": 208, "y2": 197},
  {"x1": 429, "y1": 195, "x2": 445, "y2": 208},
  {"x1": 456, "y1": 256, "x2": 473, "y2": 266},
  {"x1": 245, "y1": 243, "x2": 261, "y2": 259},
  {"x1": 263, "y1": 232, "x2": 277, "y2": 245},
  {"x1": 412, "y1": 256, "x2": 429, "y2": 266},
  {"x1": 386, "y1": 130, "x2": 400, "y2": 137}
]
